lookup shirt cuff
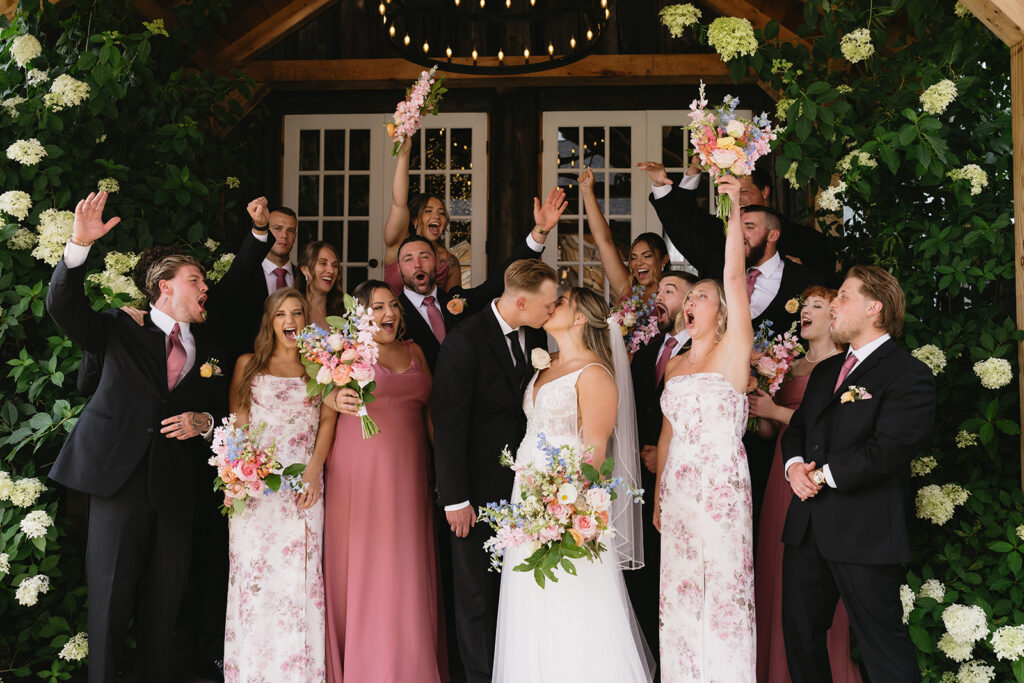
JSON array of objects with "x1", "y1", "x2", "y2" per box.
[
  {"x1": 651, "y1": 183, "x2": 673, "y2": 200},
  {"x1": 444, "y1": 500, "x2": 471, "y2": 512},
  {"x1": 201, "y1": 412, "x2": 216, "y2": 441},
  {"x1": 678, "y1": 172, "x2": 701, "y2": 191},
  {"x1": 63, "y1": 241, "x2": 92, "y2": 269},
  {"x1": 525, "y1": 232, "x2": 544, "y2": 253},
  {"x1": 783, "y1": 456, "x2": 805, "y2": 482},
  {"x1": 252, "y1": 228, "x2": 269, "y2": 242},
  {"x1": 822, "y1": 464, "x2": 837, "y2": 489}
]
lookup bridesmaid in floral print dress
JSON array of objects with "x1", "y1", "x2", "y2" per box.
[
  {"x1": 223, "y1": 288, "x2": 337, "y2": 682},
  {"x1": 653, "y1": 176, "x2": 756, "y2": 682}
]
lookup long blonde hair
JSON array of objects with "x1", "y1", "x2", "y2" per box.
[
  {"x1": 569, "y1": 287, "x2": 613, "y2": 373},
  {"x1": 236, "y1": 288, "x2": 307, "y2": 409}
]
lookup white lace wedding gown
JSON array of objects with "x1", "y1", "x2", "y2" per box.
[{"x1": 492, "y1": 365, "x2": 655, "y2": 683}]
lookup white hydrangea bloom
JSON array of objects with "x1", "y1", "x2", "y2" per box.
[
  {"x1": 783, "y1": 161, "x2": 800, "y2": 189},
  {"x1": 837, "y1": 149, "x2": 878, "y2": 175},
  {"x1": 97, "y1": 177, "x2": 120, "y2": 193},
  {"x1": 900, "y1": 583, "x2": 915, "y2": 624},
  {"x1": 45, "y1": 74, "x2": 90, "y2": 111},
  {"x1": 956, "y1": 660, "x2": 995, "y2": 683},
  {"x1": 8, "y1": 227, "x2": 37, "y2": 251},
  {"x1": 14, "y1": 574, "x2": 50, "y2": 606},
  {"x1": 916, "y1": 484, "x2": 956, "y2": 525},
  {"x1": 840, "y1": 28, "x2": 874, "y2": 63},
  {"x1": 25, "y1": 69, "x2": 49, "y2": 86},
  {"x1": 1017, "y1": 525, "x2": 1024, "y2": 542},
  {"x1": 20, "y1": 510, "x2": 54, "y2": 539},
  {"x1": 911, "y1": 455, "x2": 938, "y2": 477},
  {"x1": 921, "y1": 79, "x2": 957, "y2": 115},
  {"x1": 948, "y1": 164, "x2": 988, "y2": 196},
  {"x1": 941, "y1": 673, "x2": 958, "y2": 683},
  {"x1": 776, "y1": 98, "x2": 795, "y2": 121},
  {"x1": 817, "y1": 181, "x2": 846, "y2": 212},
  {"x1": 205, "y1": 238, "x2": 220, "y2": 251},
  {"x1": 943, "y1": 604, "x2": 990, "y2": 644},
  {"x1": 706, "y1": 17, "x2": 758, "y2": 62},
  {"x1": 58, "y1": 632, "x2": 89, "y2": 661},
  {"x1": 836, "y1": 84, "x2": 854, "y2": 94},
  {"x1": 955, "y1": 430, "x2": 978, "y2": 449},
  {"x1": 225, "y1": 176, "x2": 240, "y2": 189},
  {"x1": 938, "y1": 632, "x2": 975, "y2": 662},
  {"x1": 9, "y1": 477, "x2": 46, "y2": 507},
  {"x1": 0, "y1": 190, "x2": 32, "y2": 221},
  {"x1": 32, "y1": 208, "x2": 74, "y2": 266},
  {"x1": 919, "y1": 578, "x2": 947, "y2": 602},
  {"x1": 954, "y1": 2, "x2": 970, "y2": 17},
  {"x1": 0, "y1": 553, "x2": 9, "y2": 574},
  {"x1": 10, "y1": 34, "x2": 42, "y2": 68},
  {"x1": 207, "y1": 253, "x2": 235, "y2": 283},
  {"x1": 991, "y1": 624, "x2": 1024, "y2": 661},
  {"x1": 942, "y1": 483, "x2": 970, "y2": 506},
  {"x1": 973, "y1": 357, "x2": 1012, "y2": 389},
  {"x1": 6, "y1": 138, "x2": 47, "y2": 166},
  {"x1": 912, "y1": 344, "x2": 947, "y2": 375},
  {"x1": 2, "y1": 96, "x2": 26, "y2": 118},
  {"x1": 0, "y1": 471, "x2": 14, "y2": 500},
  {"x1": 659, "y1": 3, "x2": 703, "y2": 38},
  {"x1": 87, "y1": 271, "x2": 143, "y2": 304}
]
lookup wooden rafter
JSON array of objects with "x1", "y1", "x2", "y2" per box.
[
  {"x1": 960, "y1": 0, "x2": 1024, "y2": 46},
  {"x1": 213, "y1": 0, "x2": 340, "y2": 64},
  {"x1": 698, "y1": 0, "x2": 809, "y2": 47}
]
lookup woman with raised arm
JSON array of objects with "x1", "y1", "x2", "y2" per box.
[
  {"x1": 578, "y1": 167, "x2": 670, "y2": 304},
  {"x1": 653, "y1": 175, "x2": 756, "y2": 682},
  {"x1": 382, "y1": 137, "x2": 462, "y2": 293},
  {"x1": 297, "y1": 240, "x2": 342, "y2": 328}
]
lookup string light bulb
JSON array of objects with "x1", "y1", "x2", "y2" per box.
[
  {"x1": 548, "y1": 43, "x2": 554, "y2": 55},
  {"x1": 423, "y1": 41, "x2": 429, "y2": 53},
  {"x1": 388, "y1": 25, "x2": 395, "y2": 36},
  {"x1": 446, "y1": 46, "x2": 452, "y2": 59},
  {"x1": 498, "y1": 48, "x2": 504, "y2": 61},
  {"x1": 523, "y1": 47, "x2": 530, "y2": 60},
  {"x1": 570, "y1": 36, "x2": 576, "y2": 49},
  {"x1": 403, "y1": 34, "x2": 410, "y2": 45},
  {"x1": 379, "y1": 2, "x2": 385, "y2": 15},
  {"x1": 586, "y1": 29, "x2": 593, "y2": 41}
]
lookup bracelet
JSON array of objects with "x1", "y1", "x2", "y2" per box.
[
  {"x1": 69, "y1": 235, "x2": 95, "y2": 247},
  {"x1": 533, "y1": 225, "x2": 551, "y2": 235}
]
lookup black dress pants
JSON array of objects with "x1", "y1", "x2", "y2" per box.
[{"x1": 449, "y1": 521, "x2": 501, "y2": 683}]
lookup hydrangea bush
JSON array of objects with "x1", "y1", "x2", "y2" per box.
[{"x1": 0, "y1": 1, "x2": 254, "y2": 678}]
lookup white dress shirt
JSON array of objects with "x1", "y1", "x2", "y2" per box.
[
  {"x1": 748, "y1": 251, "x2": 784, "y2": 321},
  {"x1": 404, "y1": 286, "x2": 445, "y2": 328},
  {"x1": 650, "y1": 172, "x2": 701, "y2": 200},
  {"x1": 656, "y1": 328, "x2": 690, "y2": 360},
  {"x1": 784, "y1": 332, "x2": 892, "y2": 489},
  {"x1": 252, "y1": 230, "x2": 295, "y2": 294}
]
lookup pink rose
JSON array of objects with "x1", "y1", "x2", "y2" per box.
[
  {"x1": 325, "y1": 333, "x2": 344, "y2": 352},
  {"x1": 235, "y1": 461, "x2": 258, "y2": 482},
  {"x1": 249, "y1": 478, "x2": 265, "y2": 494},
  {"x1": 316, "y1": 365, "x2": 332, "y2": 386},
  {"x1": 350, "y1": 363, "x2": 374, "y2": 384},
  {"x1": 709, "y1": 148, "x2": 739, "y2": 169},
  {"x1": 546, "y1": 501, "x2": 571, "y2": 521},
  {"x1": 572, "y1": 514, "x2": 598, "y2": 541},
  {"x1": 756, "y1": 356, "x2": 779, "y2": 377},
  {"x1": 585, "y1": 487, "x2": 612, "y2": 512},
  {"x1": 340, "y1": 348, "x2": 359, "y2": 363},
  {"x1": 539, "y1": 525, "x2": 562, "y2": 543},
  {"x1": 331, "y1": 364, "x2": 352, "y2": 385}
]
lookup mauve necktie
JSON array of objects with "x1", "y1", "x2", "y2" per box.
[
  {"x1": 166, "y1": 323, "x2": 186, "y2": 391},
  {"x1": 654, "y1": 336, "x2": 679, "y2": 386},
  {"x1": 746, "y1": 268, "x2": 761, "y2": 299},
  {"x1": 422, "y1": 296, "x2": 446, "y2": 343},
  {"x1": 833, "y1": 353, "x2": 858, "y2": 393},
  {"x1": 272, "y1": 267, "x2": 288, "y2": 291}
]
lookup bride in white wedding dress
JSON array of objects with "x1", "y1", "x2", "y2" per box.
[{"x1": 492, "y1": 287, "x2": 655, "y2": 683}]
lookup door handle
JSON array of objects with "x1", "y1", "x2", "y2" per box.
[{"x1": 368, "y1": 258, "x2": 380, "y2": 268}]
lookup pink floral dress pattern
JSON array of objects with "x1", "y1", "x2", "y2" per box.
[
  {"x1": 659, "y1": 372, "x2": 755, "y2": 682},
  {"x1": 224, "y1": 375, "x2": 326, "y2": 683}
]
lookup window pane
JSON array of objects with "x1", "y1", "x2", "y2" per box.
[
  {"x1": 298, "y1": 220, "x2": 318, "y2": 253},
  {"x1": 425, "y1": 174, "x2": 446, "y2": 199},
  {"x1": 581, "y1": 263, "x2": 606, "y2": 293},
  {"x1": 299, "y1": 130, "x2": 319, "y2": 171},
  {"x1": 349, "y1": 174, "x2": 369, "y2": 216},
  {"x1": 322, "y1": 221, "x2": 343, "y2": 255},
  {"x1": 409, "y1": 174, "x2": 421, "y2": 196},
  {"x1": 583, "y1": 127, "x2": 605, "y2": 168},
  {"x1": 346, "y1": 267, "x2": 368, "y2": 293},
  {"x1": 557, "y1": 173, "x2": 579, "y2": 215},
  {"x1": 324, "y1": 130, "x2": 346, "y2": 171},
  {"x1": 662, "y1": 125, "x2": 686, "y2": 169},
  {"x1": 323, "y1": 176, "x2": 344, "y2": 217},
  {"x1": 425, "y1": 128, "x2": 446, "y2": 170},
  {"x1": 557, "y1": 264, "x2": 579, "y2": 289},
  {"x1": 557, "y1": 127, "x2": 579, "y2": 170},
  {"x1": 349, "y1": 129, "x2": 370, "y2": 170},
  {"x1": 608, "y1": 172, "x2": 631, "y2": 216},
  {"x1": 348, "y1": 220, "x2": 369, "y2": 262},
  {"x1": 298, "y1": 176, "x2": 319, "y2": 216},
  {"x1": 451, "y1": 128, "x2": 472, "y2": 170},
  {"x1": 592, "y1": 171, "x2": 605, "y2": 214},
  {"x1": 409, "y1": 131, "x2": 421, "y2": 170},
  {"x1": 609, "y1": 219, "x2": 631, "y2": 260},
  {"x1": 449, "y1": 219, "x2": 471, "y2": 247},
  {"x1": 450, "y1": 174, "x2": 472, "y2": 216},
  {"x1": 557, "y1": 220, "x2": 579, "y2": 263},
  {"x1": 609, "y1": 126, "x2": 631, "y2": 169}
]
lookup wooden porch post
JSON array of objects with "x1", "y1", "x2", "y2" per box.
[{"x1": 1013, "y1": 42, "x2": 1024, "y2": 488}]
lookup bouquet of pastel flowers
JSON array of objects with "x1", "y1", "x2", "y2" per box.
[
  {"x1": 610, "y1": 285, "x2": 659, "y2": 353},
  {"x1": 386, "y1": 66, "x2": 447, "y2": 156},
  {"x1": 687, "y1": 80, "x2": 777, "y2": 228},
  {"x1": 748, "y1": 320, "x2": 805, "y2": 431},
  {"x1": 478, "y1": 434, "x2": 643, "y2": 588},
  {"x1": 296, "y1": 294, "x2": 381, "y2": 438},
  {"x1": 209, "y1": 416, "x2": 307, "y2": 517}
]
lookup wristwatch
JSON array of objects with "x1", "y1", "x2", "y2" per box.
[{"x1": 811, "y1": 468, "x2": 826, "y2": 486}]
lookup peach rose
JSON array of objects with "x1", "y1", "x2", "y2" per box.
[
  {"x1": 756, "y1": 356, "x2": 779, "y2": 377},
  {"x1": 569, "y1": 528, "x2": 584, "y2": 546},
  {"x1": 596, "y1": 509, "x2": 610, "y2": 526},
  {"x1": 447, "y1": 297, "x2": 465, "y2": 315},
  {"x1": 331, "y1": 364, "x2": 353, "y2": 385},
  {"x1": 572, "y1": 514, "x2": 598, "y2": 541},
  {"x1": 546, "y1": 500, "x2": 571, "y2": 521},
  {"x1": 709, "y1": 148, "x2": 739, "y2": 170},
  {"x1": 325, "y1": 333, "x2": 345, "y2": 352},
  {"x1": 340, "y1": 348, "x2": 359, "y2": 363}
]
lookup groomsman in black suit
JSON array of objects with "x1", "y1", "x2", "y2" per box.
[
  {"x1": 781, "y1": 265, "x2": 935, "y2": 682},
  {"x1": 431, "y1": 258, "x2": 559, "y2": 683},
  {"x1": 626, "y1": 269, "x2": 697, "y2": 666},
  {"x1": 46, "y1": 192, "x2": 227, "y2": 682}
]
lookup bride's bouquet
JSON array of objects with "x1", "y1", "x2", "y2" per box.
[
  {"x1": 479, "y1": 435, "x2": 644, "y2": 588},
  {"x1": 687, "y1": 80, "x2": 777, "y2": 228},
  {"x1": 209, "y1": 416, "x2": 307, "y2": 517},
  {"x1": 610, "y1": 285, "x2": 659, "y2": 353},
  {"x1": 296, "y1": 294, "x2": 381, "y2": 438},
  {"x1": 748, "y1": 320, "x2": 804, "y2": 431},
  {"x1": 386, "y1": 66, "x2": 447, "y2": 156}
]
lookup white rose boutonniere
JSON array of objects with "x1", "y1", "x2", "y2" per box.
[{"x1": 531, "y1": 348, "x2": 551, "y2": 370}]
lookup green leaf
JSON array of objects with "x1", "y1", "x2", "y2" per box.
[
  {"x1": 581, "y1": 462, "x2": 600, "y2": 484},
  {"x1": 281, "y1": 463, "x2": 305, "y2": 477},
  {"x1": 264, "y1": 473, "x2": 281, "y2": 491},
  {"x1": 1012, "y1": 658, "x2": 1024, "y2": 683},
  {"x1": 560, "y1": 558, "x2": 577, "y2": 576},
  {"x1": 1010, "y1": 552, "x2": 1023, "y2": 574},
  {"x1": 989, "y1": 541, "x2": 1015, "y2": 552},
  {"x1": 599, "y1": 457, "x2": 615, "y2": 478},
  {"x1": 908, "y1": 624, "x2": 932, "y2": 652}
]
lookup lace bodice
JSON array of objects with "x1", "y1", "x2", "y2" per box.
[{"x1": 517, "y1": 364, "x2": 605, "y2": 469}]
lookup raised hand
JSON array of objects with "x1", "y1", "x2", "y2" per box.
[
  {"x1": 533, "y1": 186, "x2": 568, "y2": 232},
  {"x1": 716, "y1": 173, "x2": 742, "y2": 207},
  {"x1": 247, "y1": 196, "x2": 270, "y2": 228},
  {"x1": 635, "y1": 161, "x2": 673, "y2": 188},
  {"x1": 578, "y1": 167, "x2": 595, "y2": 196},
  {"x1": 73, "y1": 192, "x2": 121, "y2": 244}
]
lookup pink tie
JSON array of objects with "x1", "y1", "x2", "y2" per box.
[
  {"x1": 654, "y1": 337, "x2": 678, "y2": 386},
  {"x1": 746, "y1": 268, "x2": 761, "y2": 299},
  {"x1": 422, "y1": 296, "x2": 446, "y2": 343},
  {"x1": 166, "y1": 323, "x2": 186, "y2": 391},
  {"x1": 833, "y1": 353, "x2": 858, "y2": 393},
  {"x1": 272, "y1": 267, "x2": 288, "y2": 291}
]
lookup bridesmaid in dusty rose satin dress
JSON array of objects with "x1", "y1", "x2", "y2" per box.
[
  {"x1": 748, "y1": 286, "x2": 862, "y2": 683},
  {"x1": 323, "y1": 280, "x2": 445, "y2": 683}
]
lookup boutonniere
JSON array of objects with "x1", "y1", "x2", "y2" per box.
[
  {"x1": 785, "y1": 296, "x2": 802, "y2": 314},
  {"x1": 840, "y1": 385, "x2": 872, "y2": 403},
  {"x1": 446, "y1": 295, "x2": 465, "y2": 315},
  {"x1": 199, "y1": 358, "x2": 223, "y2": 378},
  {"x1": 531, "y1": 348, "x2": 551, "y2": 370}
]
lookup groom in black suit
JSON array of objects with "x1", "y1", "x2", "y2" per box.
[
  {"x1": 431, "y1": 259, "x2": 559, "y2": 683},
  {"x1": 781, "y1": 265, "x2": 935, "y2": 682},
  {"x1": 46, "y1": 192, "x2": 227, "y2": 682}
]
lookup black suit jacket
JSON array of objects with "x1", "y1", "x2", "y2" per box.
[
  {"x1": 47, "y1": 259, "x2": 228, "y2": 518},
  {"x1": 751, "y1": 258, "x2": 820, "y2": 334},
  {"x1": 400, "y1": 238, "x2": 542, "y2": 372},
  {"x1": 780, "y1": 339, "x2": 935, "y2": 564},
  {"x1": 431, "y1": 307, "x2": 547, "y2": 508},
  {"x1": 648, "y1": 183, "x2": 837, "y2": 282}
]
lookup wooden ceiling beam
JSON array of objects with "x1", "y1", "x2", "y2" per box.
[
  {"x1": 698, "y1": 0, "x2": 809, "y2": 47},
  {"x1": 213, "y1": 0, "x2": 340, "y2": 64},
  {"x1": 959, "y1": 0, "x2": 1024, "y2": 46}
]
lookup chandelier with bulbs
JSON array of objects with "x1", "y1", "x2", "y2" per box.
[{"x1": 379, "y1": 0, "x2": 611, "y2": 75}]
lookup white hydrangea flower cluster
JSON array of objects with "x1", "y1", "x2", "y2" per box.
[
  {"x1": 817, "y1": 181, "x2": 846, "y2": 212},
  {"x1": 840, "y1": 28, "x2": 874, "y2": 63},
  {"x1": 9, "y1": 476, "x2": 46, "y2": 507},
  {"x1": 707, "y1": 17, "x2": 758, "y2": 62},
  {"x1": 1017, "y1": 525, "x2": 1024, "y2": 542},
  {"x1": 776, "y1": 98, "x2": 795, "y2": 121},
  {"x1": 31, "y1": 208, "x2": 74, "y2": 267},
  {"x1": 88, "y1": 251, "x2": 142, "y2": 303},
  {"x1": 783, "y1": 161, "x2": 800, "y2": 189},
  {"x1": 955, "y1": 430, "x2": 978, "y2": 448},
  {"x1": 973, "y1": 357, "x2": 1012, "y2": 389},
  {"x1": 911, "y1": 455, "x2": 938, "y2": 477},
  {"x1": 941, "y1": 672, "x2": 958, "y2": 683},
  {"x1": 837, "y1": 84, "x2": 854, "y2": 94},
  {"x1": 948, "y1": 164, "x2": 988, "y2": 196},
  {"x1": 912, "y1": 344, "x2": 947, "y2": 375},
  {"x1": 205, "y1": 238, "x2": 220, "y2": 251},
  {"x1": 919, "y1": 578, "x2": 947, "y2": 602},
  {"x1": 0, "y1": 471, "x2": 13, "y2": 500},
  {"x1": 20, "y1": 509, "x2": 54, "y2": 539},
  {"x1": 26, "y1": 69, "x2": 49, "y2": 86},
  {"x1": 10, "y1": 34, "x2": 42, "y2": 68},
  {"x1": 944, "y1": 604, "x2": 990, "y2": 644},
  {"x1": 143, "y1": 19, "x2": 170, "y2": 37},
  {"x1": 956, "y1": 660, "x2": 995, "y2": 683},
  {"x1": 8, "y1": 227, "x2": 37, "y2": 251},
  {"x1": 837, "y1": 149, "x2": 878, "y2": 176},
  {"x1": 6, "y1": 138, "x2": 47, "y2": 166},
  {"x1": 207, "y1": 253, "x2": 235, "y2": 284},
  {"x1": 0, "y1": 552, "x2": 8, "y2": 575},
  {"x1": 991, "y1": 624, "x2": 1024, "y2": 661},
  {"x1": 59, "y1": 632, "x2": 89, "y2": 661},
  {"x1": 900, "y1": 583, "x2": 915, "y2": 624},
  {"x1": 921, "y1": 79, "x2": 958, "y2": 115},
  {"x1": 44, "y1": 74, "x2": 90, "y2": 111},
  {"x1": 659, "y1": 3, "x2": 703, "y2": 38},
  {"x1": 225, "y1": 176, "x2": 240, "y2": 189},
  {"x1": 939, "y1": 632, "x2": 976, "y2": 662},
  {"x1": 15, "y1": 574, "x2": 50, "y2": 606},
  {"x1": 954, "y1": 2, "x2": 970, "y2": 17},
  {"x1": 916, "y1": 483, "x2": 970, "y2": 525},
  {"x1": 97, "y1": 177, "x2": 120, "y2": 193},
  {"x1": 0, "y1": 191, "x2": 32, "y2": 220},
  {"x1": 2, "y1": 95, "x2": 26, "y2": 118}
]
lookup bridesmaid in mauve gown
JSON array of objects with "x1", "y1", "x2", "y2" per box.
[
  {"x1": 748, "y1": 286, "x2": 862, "y2": 683},
  {"x1": 323, "y1": 280, "x2": 445, "y2": 683}
]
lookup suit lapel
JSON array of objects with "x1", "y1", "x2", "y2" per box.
[
  {"x1": 481, "y1": 310, "x2": 522, "y2": 391},
  {"x1": 822, "y1": 339, "x2": 896, "y2": 409},
  {"x1": 142, "y1": 316, "x2": 171, "y2": 393},
  {"x1": 399, "y1": 293, "x2": 440, "y2": 352}
]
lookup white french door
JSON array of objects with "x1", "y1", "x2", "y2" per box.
[{"x1": 283, "y1": 113, "x2": 488, "y2": 292}]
